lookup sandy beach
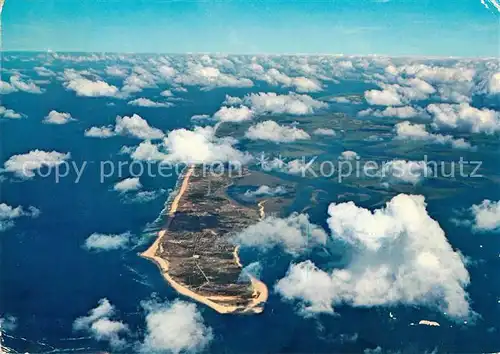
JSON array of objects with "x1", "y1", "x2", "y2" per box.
[{"x1": 141, "y1": 166, "x2": 268, "y2": 314}]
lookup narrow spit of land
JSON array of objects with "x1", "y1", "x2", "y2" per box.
[{"x1": 141, "y1": 166, "x2": 268, "y2": 314}]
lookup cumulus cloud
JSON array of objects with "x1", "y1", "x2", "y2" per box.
[
  {"x1": 232, "y1": 213, "x2": 327, "y2": 254},
  {"x1": 243, "y1": 185, "x2": 287, "y2": 199},
  {"x1": 487, "y1": 72, "x2": 500, "y2": 94},
  {"x1": 339, "y1": 151, "x2": 359, "y2": 160},
  {"x1": 358, "y1": 106, "x2": 421, "y2": 119},
  {"x1": 245, "y1": 120, "x2": 311, "y2": 143},
  {"x1": 122, "y1": 128, "x2": 243, "y2": 165},
  {"x1": 84, "y1": 232, "x2": 132, "y2": 251},
  {"x1": 43, "y1": 110, "x2": 75, "y2": 124},
  {"x1": 469, "y1": 200, "x2": 500, "y2": 232},
  {"x1": 140, "y1": 299, "x2": 213, "y2": 354},
  {"x1": 0, "y1": 106, "x2": 22, "y2": 119},
  {"x1": 223, "y1": 95, "x2": 243, "y2": 106},
  {"x1": 114, "y1": 177, "x2": 142, "y2": 193},
  {"x1": 9, "y1": 75, "x2": 43, "y2": 94},
  {"x1": 243, "y1": 92, "x2": 327, "y2": 116},
  {"x1": 86, "y1": 114, "x2": 164, "y2": 140},
  {"x1": 364, "y1": 79, "x2": 435, "y2": 106},
  {"x1": 394, "y1": 121, "x2": 474, "y2": 150},
  {"x1": 175, "y1": 63, "x2": 253, "y2": 89},
  {"x1": 84, "y1": 126, "x2": 116, "y2": 138},
  {"x1": 2, "y1": 150, "x2": 70, "y2": 179},
  {"x1": 73, "y1": 298, "x2": 129, "y2": 350},
  {"x1": 160, "y1": 89, "x2": 174, "y2": 97},
  {"x1": 276, "y1": 194, "x2": 471, "y2": 319},
  {"x1": 64, "y1": 69, "x2": 119, "y2": 97},
  {"x1": 213, "y1": 106, "x2": 253, "y2": 122},
  {"x1": 259, "y1": 68, "x2": 323, "y2": 92},
  {"x1": 105, "y1": 66, "x2": 128, "y2": 77},
  {"x1": 124, "y1": 140, "x2": 169, "y2": 161},
  {"x1": 161, "y1": 126, "x2": 250, "y2": 164},
  {"x1": 313, "y1": 128, "x2": 336, "y2": 136},
  {"x1": 0, "y1": 203, "x2": 40, "y2": 232},
  {"x1": 128, "y1": 98, "x2": 173, "y2": 108},
  {"x1": 34, "y1": 66, "x2": 56, "y2": 77},
  {"x1": 0, "y1": 80, "x2": 17, "y2": 94},
  {"x1": 365, "y1": 87, "x2": 402, "y2": 106},
  {"x1": 427, "y1": 103, "x2": 500, "y2": 135},
  {"x1": 115, "y1": 115, "x2": 164, "y2": 139}
]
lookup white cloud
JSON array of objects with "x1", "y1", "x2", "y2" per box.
[
  {"x1": 121, "y1": 67, "x2": 157, "y2": 93},
  {"x1": 34, "y1": 66, "x2": 56, "y2": 77},
  {"x1": 243, "y1": 92, "x2": 327, "y2": 116},
  {"x1": 427, "y1": 103, "x2": 500, "y2": 135},
  {"x1": 140, "y1": 299, "x2": 213, "y2": 354},
  {"x1": 259, "y1": 68, "x2": 322, "y2": 92},
  {"x1": 9, "y1": 75, "x2": 43, "y2": 94},
  {"x1": 358, "y1": 106, "x2": 421, "y2": 119},
  {"x1": 114, "y1": 177, "x2": 142, "y2": 193},
  {"x1": 378, "y1": 160, "x2": 431, "y2": 184},
  {"x1": 245, "y1": 120, "x2": 310, "y2": 143},
  {"x1": 2, "y1": 150, "x2": 70, "y2": 179},
  {"x1": 339, "y1": 151, "x2": 359, "y2": 160},
  {"x1": 0, "y1": 81, "x2": 16, "y2": 94},
  {"x1": 223, "y1": 95, "x2": 243, "y2": 106},
  {"x1": 125, "y1": 141, "x2": 169, "y2": 161},
  {"x1": 43, "y1": 110, "x2": 75, "y2": 124},
  {"x1": 243, "y1": 185, "x2": 287, "y2": 198},
  {"x1": 213, "y1": 106, "x2": 253, "y2": 122},
  {"x1": 85, "y1": 126, "x2": 116, "y2": 138},
  {"x1": 160, "y1": 89, "x2": 174, "y2": 97},
  {"x1": 0, "y1": 106, "x2": 22, "y2": 119},
  {"x1": 365, "y1": 87, "x2": 402, "y2": 106},
  {"x1": 0, "y1": 203, "x2": 40, "y2": 232},
  {"x1": 175, "y1": 63, "x2": 253, "y2": 89},
  {"x1": 64, "y1": 69, "x2": 119, "y2": 97},
  {"x1": 84, "y1": 232, "x2": 131, "y2": 251},
  {"x1": 105, "y1": 66, "x2": 128, "y2": 77},
  {"x1": 365, "y1": 78, "x2": 436, "y2": 106},
  {"x1": 114, "y1": 114, "x2": 164, "y2": 139},
  {"x1": 161, "y1": 126, "x2": 250, "y2": 164},
  {"x1": 487, "y1": 72, "x2": 500, "y2": 94},
  {"x1": 313, "y1": 128, "x2": 336, "y2": 136},
  {"x1": 470, "y1": 200, "x2": 500, "y2": 232},
  {"x1": 128, "y1": 98, "x2": 173, "y2": 108},
  {"x1": 86, "y1": 114, "x2": 164, "y2": 140},
  {"x1": 394, "y1": 121, "x2": 474, "y2": 150},
  {"x1": 232, "y1": 213, "x2": 327, "y2": 254},
  {"x1": 73, "y1": 298, "x2": 129, "y2": 350},
  {"x1": 276, "y1": 194, "x2": 471, "y2": 319},
  {"x1": 191, "y1": 114, "x2": 211, "y2": 121},
  {"x1": 73, "y1": 298, "x2": 115, "y2": 330}
]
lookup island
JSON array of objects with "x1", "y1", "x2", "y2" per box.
[{"x1": 141, "y1": 165, "x2": 269, "y2": 314}]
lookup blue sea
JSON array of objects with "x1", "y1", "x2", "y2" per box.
[{"x1": 1, "y1": 53, "x2": 500, "y2": 354}]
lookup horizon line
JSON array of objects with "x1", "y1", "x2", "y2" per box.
[{"x1": 1, "y1": 50, "x2": 497, "y2": 60}]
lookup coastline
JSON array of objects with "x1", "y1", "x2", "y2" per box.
[{"x1": 141, "y1": 166, "x2": 268, "y2": 314}]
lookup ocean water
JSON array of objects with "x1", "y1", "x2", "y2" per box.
[{"x1": 1, "y1": 54, "x2": 500, "y2": 354}]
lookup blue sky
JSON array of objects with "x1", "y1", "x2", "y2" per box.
[{"x1": 3, "y1": 0, "x2": 499, "y2": 56}]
